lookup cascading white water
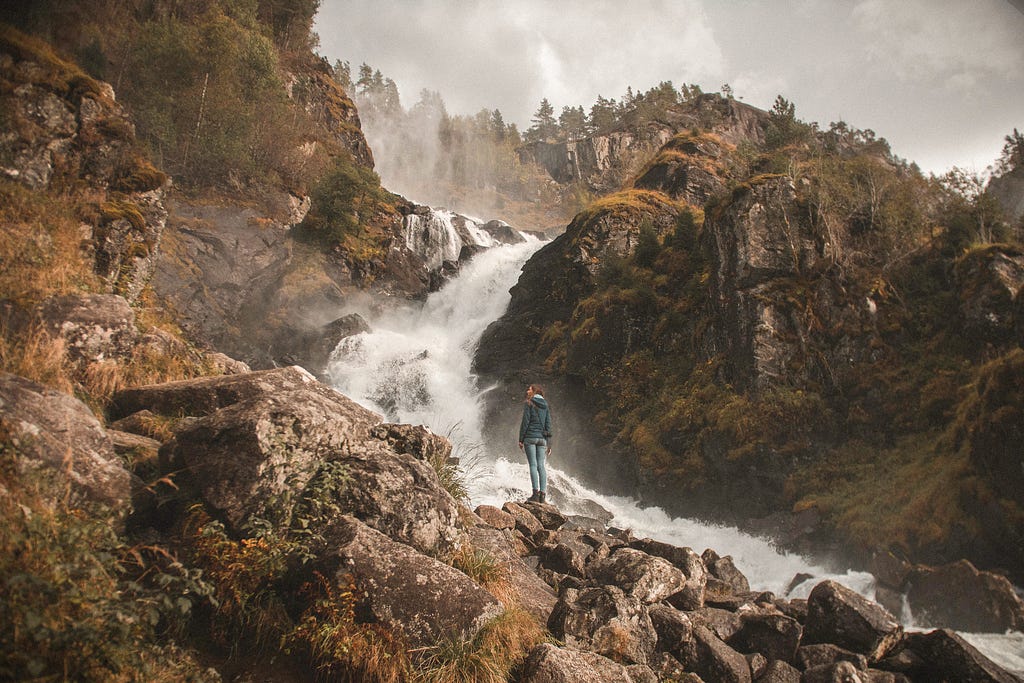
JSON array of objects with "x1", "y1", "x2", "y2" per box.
[
  {"x1": 326, "y1": 233, "x2": 1024, "y2": 675},
  {"x1": 401, "y1": 208, "x2": 496, "y2": 272}
]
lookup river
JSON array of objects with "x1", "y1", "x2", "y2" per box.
[{"x1": 326, "y1": 231, "x2": 1024, "y2": 674}]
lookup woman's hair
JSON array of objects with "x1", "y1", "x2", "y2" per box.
[{"x1": 528, "y1": 384, "x2": 545, "y2": 397}]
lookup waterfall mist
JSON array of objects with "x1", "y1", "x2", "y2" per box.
[{"x1": 324, "y1": 232, "x2": 1023, "y2": 675}]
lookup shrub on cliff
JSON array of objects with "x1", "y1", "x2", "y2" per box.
[{"x1": 296, "y1": 152, "x2": 399, "y2": 256}]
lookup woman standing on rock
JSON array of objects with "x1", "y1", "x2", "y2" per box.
[{"x1": 519, "y1": 384, "x2": 552, "y2": 503}]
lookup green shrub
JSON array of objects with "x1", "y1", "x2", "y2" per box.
[{"x1": 297, "y1": 153, "x2": 398, "y2": 251}]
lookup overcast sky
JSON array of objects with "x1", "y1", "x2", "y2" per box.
[{"x1": 314, "y1": 0, "x2": 1024, "y2": 176}]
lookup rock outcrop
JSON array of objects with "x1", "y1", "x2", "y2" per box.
[
  {"x1": 518, "y1": 94, "x2": 766, "y2": 197},
  {"x1": 327, "y1": 515, "x2": 502, "y2": 648},
  {"x1": 1, "y1": 25, "x2": 169, "y2": 302},
  {"x1": 0, "y1": 372, "x2": 131, "y2": 524}
]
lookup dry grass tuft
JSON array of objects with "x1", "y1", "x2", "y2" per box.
[
  {"x1": 0, "y1": 321, "x2": 73, "y2": 394},
  {"x1": 413, "y1": 608, "x2": 546, "y2": 683},
  {"x1": 452, "y1": 543, "x2": 516, "y2": 607}
]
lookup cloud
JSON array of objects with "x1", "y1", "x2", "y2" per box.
[
  {"x1": 316, "y1": 0, "x2": 723, "y2": 124},
  {"x1": 315, "y1": 0, "x2": 1024, "y2": 174},
  {"x1": 851, "y1": 0, "x2": 1023, "y2": 87}
]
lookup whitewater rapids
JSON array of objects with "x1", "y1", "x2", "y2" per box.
[{"x1": 326, "y1": 233, "x2": 1024, "y2": 675}]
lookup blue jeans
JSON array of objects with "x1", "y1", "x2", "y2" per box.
[{"x1": 523, "y1": 438, "x2": 548, "y2": 492}]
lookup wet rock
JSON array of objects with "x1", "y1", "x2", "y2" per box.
[
  {"x1": 727, "y1": 608, "x2": 801, "y2": 663},
  {"x1": 0, "y1": 373, "x2": 131, "y2": 525},
  {"x1": 589, "y1": 547, "x2": 687, "y2": 604},
  {"x1": 327, "y1": 516, "x2": 502, "y2": 649},
  {"x1": 905, "y1": 559, "x2": 1024, "y2": 633},
  {"x1": 481, "y1": 219, "x2": 526, "y2": 245},
  {"x1": 474, "y1": 504, "x2": 516, "y2": 530},
  {"x1": 703, "y1": 549, "x2": 750, "y2": 593},
  {"x1": 548, "y1": 586, "x2": 657, "y2": 665},
  {"x1": 541, "y1": 542, "x2": 587, "y2": 578},
  {"x1": 795, "y1": 643, "x2": 869, "y2": 672},
  {"x1": 465, "y1": 525, "x2": 557, "y2": 623},
  {"x1": 519, "y1": 643, "x2": 644, "y2": 683},
  {"x1": 902, "y1": 629, "x2": 1020, "y2": 683},
  {"x1": 630, "y1": 537, "x2": 707, "y2": 611},
  {"x1": 803, "y1": 580, "x2": 903, "y2": 663},
  {"x1": 503, "y1": 501, "x2": 544, "y2": 537},
  {"x1": 691, "y1": 624, "x2": 752, "y2": 683},
  {"x1": 869, "y1": 550, "x2": 912, "y2": 591},
  {"x1": 522, "y1": 500, "x2": 568, "y2": 530},
  {"x1": 648, "y1": 604, "x2": 697, "y2": 666}
]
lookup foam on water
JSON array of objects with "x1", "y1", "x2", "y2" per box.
[{"x1": 325, "y1": 233, "x2": 1024, "y2": 675}]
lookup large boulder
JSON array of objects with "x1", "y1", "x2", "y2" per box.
[
  {"x1": 901, "y1": 629, "x2": 1020, "y2": 683},
  {"x1": 474, "y1": 504, "x2": 516, "y2": 530},
  {"x1": 112, "y1": 366, "x2": 342, "y2": 421},
  {"x1": 503, "y1": 501, "x2": 544, "y2": 537},
  {"x1": 703, "y1": 549, "x2": 751, "y2": 593},
  {"x1": 548, "y1": 586, "x2": 658, "y2": 665},
  {"x1": 955, "y1": 245, "x2": 1024, "y2": 345},
  {"x1": 589, "y1": 547, "x2": 687, "y2": 604},
  {"x1": 803, "y1": 580, "x2": 903, "y2": 662},
  {"x1": 905, "y1": 559, "x2": 1024, "y2": 633},
  {"x1": 137, "y1": 367, "x2": 462, "y2": 557},
  {"x1": 648, "y1": 604, "x2": 697, "y2": 667},
  {"x1": 691, "y1": 624, "x2": 752, "y2": 683},
  {"x1": 0, "y1": 373, "x2": 131, "y2": 523},
  {"x1": 630, "y1": 538, "x2": 707, "y2": 610},
  {"x1": 37, "y1": 293, "x2": 138, "y2": 364},
  {"x1": 727, "y1": 608, "x2": 802, "y2": 664},
  {"x1": 520, "y1": 643, "x2": 650, "y2": 683},
  {"x1": 326, "y1": 516, "x2": 502, "y2": 649},
  {"x1": 466, "y1": 524, "x2": 557, "y2": 623}
]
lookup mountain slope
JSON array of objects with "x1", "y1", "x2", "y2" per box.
[{"x1": 476, "y1": 97, "x2": 1024, "y2": 582}]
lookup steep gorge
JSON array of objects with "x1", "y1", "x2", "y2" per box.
[{"x1": 476, "y1": 106, "x2": 1024, "y2": 584}]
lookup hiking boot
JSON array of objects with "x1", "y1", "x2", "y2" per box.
[
  {"x1": 538, "y1": 491, "x2": 546, "y2": 504},
  {"x1": 528, "y1": 490, "x2": 540, "y2": 503}
]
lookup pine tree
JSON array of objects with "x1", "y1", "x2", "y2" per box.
[{"x1": 526, "y1": 98, "x2": 558, "y2": 142}]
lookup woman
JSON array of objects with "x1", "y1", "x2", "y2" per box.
[{"x1": 518, "y1": 384, "x2": 552, "y2": 504}]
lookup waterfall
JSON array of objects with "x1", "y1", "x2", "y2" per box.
[
  {"x1": 325, "y1": 233, "x2": 1024, "y2": 676},
  {"x1": 401, "y1": 208, "x2": 496, "y2": 272}
]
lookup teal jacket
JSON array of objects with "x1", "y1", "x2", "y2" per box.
[{"x1": 519, "y1": 395, "x2": 552, "y2": 441}]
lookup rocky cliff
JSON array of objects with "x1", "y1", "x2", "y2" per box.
[
  {"x1": 518, "y1": 95, "x2": 765, "y2": 197},
  {"x1": 477, "y1": 108, "x2": 1024, "y2": 584}
]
